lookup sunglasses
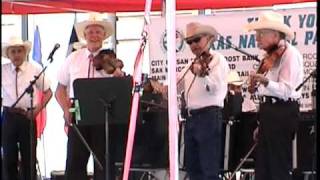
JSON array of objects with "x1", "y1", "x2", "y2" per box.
[
  {"x1": 186, "y1": 36, "x2": 202, "y2": 45},
  {"x1": 255, "y1": 29, "x2": 276, "y2": 38}
]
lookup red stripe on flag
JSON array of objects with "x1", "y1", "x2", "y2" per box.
[{"x1": 35, "y1": 90, "x2": 46, "y2": 138}]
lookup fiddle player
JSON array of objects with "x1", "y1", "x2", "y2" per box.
[
  {"x1": 180, "y1": 22, "x2": 229, "y2": 180},
  {"x1": 246, "y1": 11, "x2": 303, "y2": 180},
  {"x1": 151, "y1": 22, "x2": 229, "y2": 180},
  {"x1": 55, "y1": 13, "x2": 119, "y2": 179}
]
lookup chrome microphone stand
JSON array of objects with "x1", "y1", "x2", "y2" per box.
[{"x1": 228, "y1": 142, "x2": 257, "y2": 180}]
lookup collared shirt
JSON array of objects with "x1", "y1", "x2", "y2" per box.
[
  {"x1": 257, "y1": 41, "x2": 303, "y2": 100},
  {"x1": 178, "y1": 50, "x2": 229, "y2": 110},
  {"x1": 57, "y1": 48, "x2": 112, "y2": 97},
  {"x1": 2, "y1": 60, "x2": 51, "y2": 109}
]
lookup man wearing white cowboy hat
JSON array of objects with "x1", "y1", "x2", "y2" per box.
[
  {"x1": 245, "y1": 11, "x2": 303, "y2": 180},
  {"x1": 178, "y1": 22, "x2": 229, "y2": 180},
  {"x1": 223, "y1": 70, "x2": 244, "y2": 119},
  {"x1": 227, "y1": 70, "x2": 244, "y2": 93},
  {"x1": 2, "y1": 36, "x2": 52, "y2": 180},
  {"x1": 55, "y1": 12, "x2": 122, "y2": 180}
]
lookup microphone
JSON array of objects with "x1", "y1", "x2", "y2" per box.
[{"x1": 47, "y1": 43, "x2": 60, "y2": 62}]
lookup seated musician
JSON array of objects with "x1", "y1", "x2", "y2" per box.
[{"x1": 224, "y1": 70, "x2": 244, "y2": 121}]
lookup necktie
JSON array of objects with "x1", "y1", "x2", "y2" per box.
[
  {"x1": 15, "y1": 67, "x2": 20, "y2": 98},
  {"x1": 87, "y1": 54, "x2": 94, "y2": 78}
]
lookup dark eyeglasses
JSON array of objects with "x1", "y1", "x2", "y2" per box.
[{"x1": 186, "y1": 36, "x2": 202, "y2": 45}]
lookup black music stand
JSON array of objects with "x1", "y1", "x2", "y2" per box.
[{"x1": 73, "y1": 76, "x2": 132, "y2": 180}]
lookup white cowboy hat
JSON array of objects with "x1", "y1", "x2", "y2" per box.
[
  {"x1": 75, "y1": 12, "x2": 114, "y2": 41},
  {"x1": 227, "y1": 70, "x2": 243, "y2": 86},
  {"x1": 185, "y1": 22, "x2": 218, "y2": 41},
  {"x1": 244, "y1": 11, "x2": 294, "y2": 40},
  {"x1": 2, "y1": 36, "x2": 32, "y2": 58}
]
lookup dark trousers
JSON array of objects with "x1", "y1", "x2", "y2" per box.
[
  {"x1": 255, "y1": 101, "x2": 299, "y2": 180},
  {"x1": 1, "y1": 110, "x2": 36, "y2": 180},
  {"x1": 65, "y1": 124, "x2": 106, "y2": 180},
  {"x1": 184, "y1": 106, "x2": 223, "y2": 180},
  {"x1": 65, "y1": 124, "x2": 127, "y2": 180}
]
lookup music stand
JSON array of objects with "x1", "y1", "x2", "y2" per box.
[{"x1": 73, "y1": 76, "x2": 132, "y2": 180}]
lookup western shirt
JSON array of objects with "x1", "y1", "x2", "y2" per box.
[{"x1": 2, "y1": 61, "x2": 51, "y2": 109}]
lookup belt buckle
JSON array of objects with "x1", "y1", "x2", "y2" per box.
[{"x1": 271, "y1": 97, "x2": 277, "y2": 104}]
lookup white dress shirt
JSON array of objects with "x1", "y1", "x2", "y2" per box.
[
  {"x1": 2, "y1": 60, "x2": 51, "y2": 109},
  {"x1": 178, "y1": 51, "x2": 230, "y2": 109},
  {"x1": 57, "y1": 48, "x2": 112, "y2": 97},
  {"x1": 257, "y1": 41, "x2": 304, "y2": 100}
]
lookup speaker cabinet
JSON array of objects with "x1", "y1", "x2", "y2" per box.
[{"x1": 297, "y1": 112, "x2": 316, "y2": 171}]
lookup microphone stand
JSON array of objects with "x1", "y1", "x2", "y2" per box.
[
  {"x1": 216, "y1": 34, "x2": 261, "y2": 63},
  {"x1": 295, "y1": 69, "x2": 316, "y2": 91},
  {"x1": 11, "y1": 58, "x2": 53, "y2": 180},
  {"x1": 68, "y1": 100, "x2": 104, "y2": 171}
]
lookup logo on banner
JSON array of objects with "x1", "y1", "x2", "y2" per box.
[{"x1": 160, "y1": 30, "x2": 185, "y2": 53}]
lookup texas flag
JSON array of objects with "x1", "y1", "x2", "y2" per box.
[{"x1": 32, "y1": 25, "x2": 47, "y2": 138}]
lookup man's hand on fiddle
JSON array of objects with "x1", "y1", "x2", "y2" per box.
[
  {"x1": 113, "y1": 67, "x2": 125, "y2": 77},
  {"x1": 191, "y1": 62, "x2": 202, "y2": 76},
  {"x1": 250, "y1": 72, "x2": 269, "y2": 87}
]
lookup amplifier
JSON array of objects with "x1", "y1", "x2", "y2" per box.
[{"x1": 296, "y1": 111, "x2": 316, "y2": 171}]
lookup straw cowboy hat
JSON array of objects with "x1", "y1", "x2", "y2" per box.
[
  {"x1": 244, "y1": 11, "x2": 294, "y2": 40},
  {"x1": 227, "y1": 70, "x2": 243, "y2": 86},
  {"x1": 75, "y1": 12, "x2": 114, "y2": 41},
  {"x1": 2, "y1": 36, "x2": 32, "y2": 58},
  {"x1": 185, "y1": 22, "x2": 218, "y2": 41}
]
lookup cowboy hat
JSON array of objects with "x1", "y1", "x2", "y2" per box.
[
  {"x1": 244, "y1": 11, "x2": 294, "y2": 40},
  {"x1": 227, "y1": 70, "x2": 243, "y2": 86},
  {"x1": 185, "y1": 22, "x2": 218, "y2": 41},
  {"x1": 75, "y1": 12, "x2": 114, "y2": 41},
  {"x1": 2, "y1": 36, "x2": 32, "y2": 58}
]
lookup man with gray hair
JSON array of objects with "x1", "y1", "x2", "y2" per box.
[
  {"x1": 55, "y1": 13, "x2": 121, "y2": 179},
  {"x1": 246, "y1": 11, "x2": 303, "y2": 180},
  {"x1": 2, "y1": 36, "x2": 52, "y2": 180}
]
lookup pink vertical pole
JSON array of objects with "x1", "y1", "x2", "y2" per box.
[
  {"x1": 122, "y1": 1, "x2": 152, "y2": 179},
  {"x1": 122, "y1": 49, "x2": 144, "y2": 180},
  {"x1": 165, "y1": 0, "x2": 179, "y2": 179}
]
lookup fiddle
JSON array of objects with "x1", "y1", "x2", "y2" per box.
[
  {"x1": 191, "y1": 51, "x2": 213, "y2": 77},
  {"x1": 248, "y1": 43, "x2": 286, "y2": 93},
  {"x1": 93, "y1": 49, "x2": 124, "y2": 75},
  {"x1": 103, "y1": 57, "x2": 121, "y2": 74}
]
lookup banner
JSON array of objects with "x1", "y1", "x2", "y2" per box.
[{"x1": 149, "y1": 7, "x2": 317, "y2": 112}]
